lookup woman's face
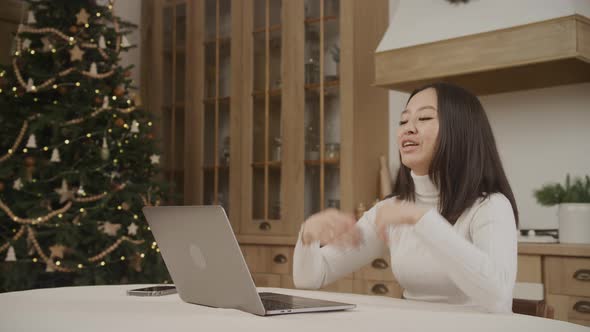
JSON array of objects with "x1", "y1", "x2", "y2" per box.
[{"x1": 396, "y1": 88, "x2": 440, "y2": 176}]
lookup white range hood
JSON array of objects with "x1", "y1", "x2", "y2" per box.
[{"x1": 374, "y1": 0, "x2": 590, "y2": 95}]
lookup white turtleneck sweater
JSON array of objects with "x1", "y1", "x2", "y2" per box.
[{"x1": 293, "y1": 172, "x2": 518, "y2": 313}]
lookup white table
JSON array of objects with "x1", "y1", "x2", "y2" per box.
[{"x1": 0, "y1": 285, "x2": 587, "y2": 332}]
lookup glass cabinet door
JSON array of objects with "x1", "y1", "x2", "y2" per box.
[
  {"x1": 161, "y1": 1, "x2": 187, "y2": 201},
  {"x1": 246, "y1": 0, "x2": 283, "y2": 233},
  {"x1": 304, "y1": 0, "x2": 340, "y2": 219},
  {"x1": 202, "y1": 0, "x2": 231, "y2": 213}
]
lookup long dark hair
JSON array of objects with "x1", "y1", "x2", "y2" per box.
[{"x1": 391, "y1": 82, "x2": 518, "y2": 226}]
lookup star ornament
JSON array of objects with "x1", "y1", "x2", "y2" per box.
[
  {"x1": 54, "y1": 179, "x2": 74, "y2": 203},
  {"x1": 76, "y1": 8, "x2": 90, "y2": 25},
  {"x1": 99, "y1": 222, "x2": 122, "y2": 237},
  {"x1": 127, "y1": 222, "x2": 138, "y2": 236},
  {"x1": 150, "y1": 154, "x2": 160, "y2": 165},
  {"x1": 69, "y1": 45, "x2": 85, "y2": 62}
]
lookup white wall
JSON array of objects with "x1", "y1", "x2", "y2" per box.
[
  {"x1": 387, "y1": 1, "x2": 590, "y2": 230},
  {"x1": 114, "y1": 0, "x2": 142, "y2": 89}
]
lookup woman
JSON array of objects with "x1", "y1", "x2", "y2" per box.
[{"x1": 293, "y1": 82, "x2": 518, "y2": 313}]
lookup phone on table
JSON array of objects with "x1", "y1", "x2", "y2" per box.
[{"x1": 127, "y1": 285, "x2": 177, "y2": 296}]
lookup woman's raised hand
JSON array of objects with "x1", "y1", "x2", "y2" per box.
[{"x1": 301, "y1": 208, "x2": 361, "y2": 249}]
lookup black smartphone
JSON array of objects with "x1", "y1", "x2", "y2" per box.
[{"x1": 126, "y1": 285, "x2": 177, "y2": 296}]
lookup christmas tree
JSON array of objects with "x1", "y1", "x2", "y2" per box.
[{"x1": 0, "y1": 0, "x2": 172, "y2": 292}]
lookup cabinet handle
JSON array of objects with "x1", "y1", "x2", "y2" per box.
[
  {"x1": 371, "y1": 283, "x2": 389, "y2": 295},
  {"x1": 371, "y1": 258, "x2": 389, "y2": 270},
  {"x1": 573, "y1": 301, "x2": 590, "y2": 314},
  {"x1": 273, "y1": 254, "x2": 287, "y2": 264},
  {"x1": 573, "y1": 269, "x2": 590, "y2": 281},
  {"x1": 259, "y1": 222, "x2": 271, "y2": 231}
]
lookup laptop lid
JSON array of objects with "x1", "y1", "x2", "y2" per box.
[{"x1": 142, "y1": 205, "x2": 267, "y2": 316}]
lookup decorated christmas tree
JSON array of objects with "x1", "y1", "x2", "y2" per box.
[{"x1": 0, "y1": 0, "x2": 172, "y2": 292}]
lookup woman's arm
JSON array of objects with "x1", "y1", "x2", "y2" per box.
[
  {"x1": 293, "y1": 201, "x2": 389, "y2": 290},
  {"x1": 413, "y1": 193, "x2": 517, "y2": 313}
]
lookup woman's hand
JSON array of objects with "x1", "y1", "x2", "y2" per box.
[
  {"x1": 375, "y1": 200, "x2": 430, "y2": 243},
  {"x1": 301, "y1": 209, "x2": 361, "y2": 249}
]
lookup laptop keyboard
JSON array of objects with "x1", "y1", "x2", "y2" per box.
[{"x1": 261, "y1": 298, "x2": 301, "y2": 310}]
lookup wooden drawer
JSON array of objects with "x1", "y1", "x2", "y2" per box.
[
  {"x1": 281, "y1": 275, "x2": 295, "y2": 289},
  {"x1": 251, "y1": 273, "x2": 281, "y2": 288},
  {"x1": 517, "y1": 255, "x2": 542, "y2": 283},
  {"x1": 240, "y1": 245, "x2": 294, "y2": 274},
  {"x1": 545, "y1": 257, "x2": 590, "y2": 297},
  {"x1": 569, "y1": 296, "x2": 590, "y2": 323},
  {"x1": 547, "y1": 294, "x2": 590, "y2": 326},
  {"x1": 353, "y1": 256, "x2": 395, "y2": 281},
  {"x1": 321, "y1": 279, "x2": 354, "y2": 293},
  {"x1": 352, "y1": 280, "x2": 403, "y2": 298},
  {"x1": 281, "y1": 274, "x2": 353, "y2": 293}
]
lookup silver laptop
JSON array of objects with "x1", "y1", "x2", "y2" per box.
[{"x1": 142, "y1": 205, "x2": 356, "y2": 316}]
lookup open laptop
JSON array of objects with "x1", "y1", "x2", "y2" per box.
[{"x1": 142, "y1": 205, "x2": 356, "y2": 316}]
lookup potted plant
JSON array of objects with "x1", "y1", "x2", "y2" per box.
[{"x1": 534, "y1": 174, "x2": 590, "y2": 244}]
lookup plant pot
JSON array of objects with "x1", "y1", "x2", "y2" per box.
[{"x1": 558, "y1": 203, "x2": 590, "y2": 244}]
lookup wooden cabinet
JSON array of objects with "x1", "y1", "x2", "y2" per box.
[
  {"x1": 240, "y1": 244, "x2": 402, "y2": 298},
  {"x1": 518, "y1": 243, "x2": 590, "y2": 326},
  {"x1": 144, "y1": 0, "x2": 389, "y2": 236}
]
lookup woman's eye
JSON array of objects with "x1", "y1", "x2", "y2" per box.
[
  {"x1": 418, "y1": 117, "x2": 433, "y2": 121},
  {"x1": 399, "y1": 120, "x2": 408, "y2": 125}
]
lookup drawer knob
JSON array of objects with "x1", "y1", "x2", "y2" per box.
[
  {"x1": 273, "y1": 254, "x2": 287, "y2": 264},
  {"x1": 573, "y1": 269, "x2": 590, "y2": 281},
  {"x1": 259, "y1": 222, "x2": 271, "y2": 231},
  {"x1": 371, "y1": 283, "x2": 389, "y2": 295},
  {"x1": 371, "y1": 258, "x2": 389, "y2": 269},
  {"x1": 573, "y1": 301, "x2": 590, "y2": 314}
]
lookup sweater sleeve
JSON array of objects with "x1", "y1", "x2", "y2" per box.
[
  {"x1": 292, "y1": 202, "x2": 389, "y2": 290},
  {"x1": 413, "y1": 194, "x2": 517, "y2": 313}
]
